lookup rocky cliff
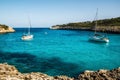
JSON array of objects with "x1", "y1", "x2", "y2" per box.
[
  {"x1": 0, "y1": 63, "x2": 120, "y2": 80},
  {"x1": 93, "y1": 26, "x2": 120, "y2": 33},
  {"x1": 0, "y1": 24, "x2": 15, "y2": 33}
]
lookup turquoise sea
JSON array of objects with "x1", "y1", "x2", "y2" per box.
[{"x1": 0, "y1": 28, "x2": 120, "y2": 77}]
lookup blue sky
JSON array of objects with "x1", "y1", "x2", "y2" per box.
[{"x1": 0, "y1": 0, "x2": 120, "y2": 27}]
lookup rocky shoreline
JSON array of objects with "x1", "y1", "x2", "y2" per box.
[
  {"x1": 0, "y1": 63, "x2": 120, "y2": 80},
  {"x1": 51, "y1": 26, "x2": 120, "y2": 34},
  {"x1": 0, "y1": 25, "x2": 15, "y2": 33},
  {"x1": 0, "y1": 63, "x2": 73, "y2": 80},
  {"x1": 51, "y1": 17, "x2": 120, "y2": 34}
]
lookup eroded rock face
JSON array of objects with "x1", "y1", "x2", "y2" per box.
[
  {"x1": 78, "y1": 68, "x2": 120, "y2": 80},
  {"x1": 93, "y1": 26, "x2": 120, "y2": 33},
  {"x1": 51, "y1": 25, "x2": 120, "y2": 33},
  {"x1": 0, "y1": 63, "x2": 73, "y2": 80},
  {"x1": 0, "y1": 63, "x2": 120, "y2": 80},
  {"x1": 0, "y1": 26, "x2": 15, "y2": 33}
]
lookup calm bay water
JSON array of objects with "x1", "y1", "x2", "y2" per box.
[{"x1": 0, "y1": 28, "x2": 120, "y2": 77}]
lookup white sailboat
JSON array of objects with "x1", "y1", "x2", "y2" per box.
[
  {"x1": 21, "y1": 16, "x2": 33, "y2": 40},
  {"x1": 89, "y1": 9, "x2": 109, "y2": 43}
]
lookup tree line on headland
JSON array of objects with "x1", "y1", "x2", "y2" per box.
[{"x1": 52, "y1": 17, "x2": 120, "y2": 33}]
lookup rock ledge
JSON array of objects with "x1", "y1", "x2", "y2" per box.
[
  {"x1": 0, "y1": 63, "x2": 120, "y2": 80},
  {"x1": 0, "y1": 63, "x2": 73, "y2": 80}
]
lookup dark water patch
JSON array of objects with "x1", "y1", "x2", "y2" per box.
[
  {"x1": 0, "y1": 51, "x2": 37, "y2": 71},
  {"x1": 9, "y1": 53, "x2": 36, "y2": 59},
  {"x1": 37, "y1": 57, "x2": 84, "y2": 77},
  {"x1": 0, "y1": 51, "x2": 36, "y2": 61},
  {"x1": 0, "y1": 51, "x2": 85, "y2": 77}
]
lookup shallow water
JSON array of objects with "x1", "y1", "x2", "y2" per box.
[{"x1": 0, "y1": 28, "x2": 120, "y2": 77}]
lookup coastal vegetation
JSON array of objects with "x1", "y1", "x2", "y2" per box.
[
  {"x1": 0, "y1": 24, "x2": 9, "y2": 30},
  {"x1": 52, "y1": 17, "x2": 120, "y2": 33},
  {"x1": 53, "y1": 17, "x2": 120, "y2": 27}
]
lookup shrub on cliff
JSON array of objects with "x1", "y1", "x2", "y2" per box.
[
  {"x1": 0, "y1": 24, "x2": 9, "y2": 30},
  {"x1": 55, "y1": 17, "x2": 120, "y2": 28}
]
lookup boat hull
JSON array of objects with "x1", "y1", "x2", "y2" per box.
[
  {"x1": 89, "y1": 37, "x2": 109, "y2": 43},
  {"x1": 21, "y1": 35, "x2": 33, "y2": 40}
]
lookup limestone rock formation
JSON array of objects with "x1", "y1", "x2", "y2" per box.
[
  {"x1": 0, "y1": 63, "x2": 120, "y2": 80},
  {"x1": 78, "y1": 68, "x2": 120, "y2": 80},
  {"x1": 0, "y1": 63, "x2": 73, "y2": 80},
  {"x1": 0, "y1": 25, "x2": 15, "y2": 33}
]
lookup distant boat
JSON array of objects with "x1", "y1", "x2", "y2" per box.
[
  {"x1": 89, "y1": 9, "x2": 109, "y2": 43},
  {"x1": 21, "y1": 16, "x2": 33, "y2": 40}
]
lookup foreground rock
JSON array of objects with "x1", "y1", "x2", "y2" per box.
[
  {"x1": 0, "y1": 63, "x2": 120, "y2": 80},
  {"x1": 0, "y1": 63, "x2": 73, "y2": 80},
  {"x1": 78, "y1": 68, "x2": 120, "y2": 80},
  {"x1": 0, "y1": 24, "x2": 15, "y2": 33}
]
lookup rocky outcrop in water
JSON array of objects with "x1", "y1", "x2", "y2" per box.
[{"x1": 0, "y1": 24, "x2": 15, "y2": 33}]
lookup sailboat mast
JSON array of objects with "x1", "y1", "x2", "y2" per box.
[
  {"x1": 28, "y1": 16, "x2": 31, "y2": 34},
  {"x1": 95, "y1": 8, "x2": 98, "y2": 34}
]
